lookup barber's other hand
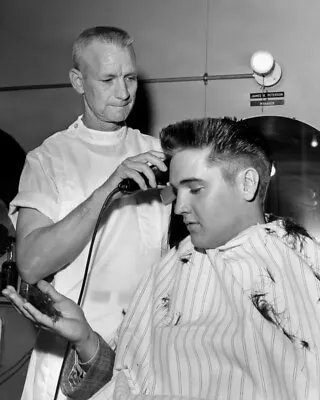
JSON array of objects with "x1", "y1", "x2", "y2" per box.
[
  {"x1": 107, "y1": 150, "x2": 168, "y2": 190},
  {"x1": 2, "y1": 281, "x2": 93, "y2": 347}
]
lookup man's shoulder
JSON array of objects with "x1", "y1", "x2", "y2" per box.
[
  {"x1": 243, "y1": 217, "x2": 320, "y2": 262},
  {"x1": 28, "y1": 119, "x2": 79, "y2": 157},
  {"x1": 42, "y1": 120, "x2": 78, "y2": 146}
]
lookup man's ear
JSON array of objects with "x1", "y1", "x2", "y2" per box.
[
  {"x1": 69, "y1": 68, "x2": 84, "y2": 95},
  {"x1": 237, "y1": 168, "x2": 260, "y2": 201}
]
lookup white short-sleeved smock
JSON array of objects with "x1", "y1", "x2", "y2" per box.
[{"x1": 10, "y1": 116, "x2": 171, "y2": 400}]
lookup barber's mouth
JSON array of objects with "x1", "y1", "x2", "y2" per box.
[{"x1": 114, "y1": 103, "x2": 130, "y2": 107}]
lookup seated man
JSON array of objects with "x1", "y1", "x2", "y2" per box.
[{"x1": 4, "y1": 116, "x2": 320, "y2": 399}]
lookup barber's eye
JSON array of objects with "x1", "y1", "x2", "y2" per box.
[{"x1": 126, "y1": 76, "x2": 137, "y2": 82}]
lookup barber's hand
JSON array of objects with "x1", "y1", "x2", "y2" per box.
[
  {"x1": 107, "y1": 150, "x2": 168, "y2": 191},
  {"x1": 2, "y1": 281, "x2": 93, "y2": 346}
]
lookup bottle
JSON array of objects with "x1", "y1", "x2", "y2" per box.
[{"x1": 1, "y1": 237, "x2": 19, "y2": 291}]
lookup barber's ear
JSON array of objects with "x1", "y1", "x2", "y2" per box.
[
  {"x1": 237, "y1": 168, "x2": 260, "y2": 201},
  {"x1": 69, "y1": 68, "x2": 84, "y2": 95}
]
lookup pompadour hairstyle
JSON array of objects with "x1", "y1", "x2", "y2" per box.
[{"x1": 160, "y1": 117, "x2": 272, "y2": 202}]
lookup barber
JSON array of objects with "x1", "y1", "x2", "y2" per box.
[{"x1": 9, "y1": 26, "x2": 170, "y2": 400}]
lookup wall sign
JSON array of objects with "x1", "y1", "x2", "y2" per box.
[{"x1": 250, "y1": 91, "x2": 285, "y2": 107}]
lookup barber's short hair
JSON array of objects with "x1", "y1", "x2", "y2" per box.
[
  {"x1": 72, "y1": 26, "x2": 134, "y2": 70},
  {"x1": 160, "y1": 117, "x2": 272, "y2": 202}
]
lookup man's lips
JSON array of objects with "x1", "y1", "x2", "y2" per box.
[
  {"x1": 184, "y1": 219, "x2": 197, "y2": 225},
  {"x1": 112, "y1": 102, "x2": 131, "y2": 107},
  {"x1": 184, "y1": 221, "x2": 200, "y2": 231}
]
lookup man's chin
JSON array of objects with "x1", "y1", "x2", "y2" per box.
[
  {"x1": 108, "y1": 113, "x2": 129, "y2": 123},
  {"x1": 110, "y1": 105, "x2": 133, "y2": 119},
  {"x1": 189, "y1": 234, "x2": 205, "y2": 249},
  {"x1": 190, "y1": 232, "x2": 218, "y2": 250}
]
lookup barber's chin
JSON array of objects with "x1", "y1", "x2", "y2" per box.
[
  {"x1": 110, "y1": 110, "x2": 131, "y2": 123},
  {"x1": 110, "y1": 109, "x2": 127, "y2": 118}
]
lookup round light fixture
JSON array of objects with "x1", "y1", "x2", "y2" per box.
[
  {"x1": 311, "y1": 134, "x2": 319, "y2": 148},
  {"x1": 251, "y1": 51, "x2": 282, "y2": 87}
]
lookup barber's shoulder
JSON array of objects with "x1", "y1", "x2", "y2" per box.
[
  {"x1": 42, "y1": 127, "x2": 69, "y2": 147},
  {"x1": 127, "y1": 127, "x2": 161, "y2": 151},
  {"x1": 29, "y1": 127, "x2": 71, "y2": 159}
]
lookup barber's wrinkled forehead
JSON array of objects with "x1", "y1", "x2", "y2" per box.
[{"x1": 77, "y1": 42, "x2": 137, "y2": 79}]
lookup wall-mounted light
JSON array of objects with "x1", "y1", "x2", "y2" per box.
[
  {"x1": 250, "y1": 51, "x2": 282, "y2": 87},
  {"x1": 311, "y1": 134, "x2": 319, "y2": 148}
]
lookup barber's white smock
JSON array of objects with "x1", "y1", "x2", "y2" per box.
[{"x1": 9, "y1": 117, "x2": 170, "y2": 400}]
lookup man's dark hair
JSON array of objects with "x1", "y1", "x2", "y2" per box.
[
  {"x1": 160, "y1": 117, "x2": 272, "y2": 202},
  {"x1": 72, "y1": 26, "x2": 134, "y2": 70}
]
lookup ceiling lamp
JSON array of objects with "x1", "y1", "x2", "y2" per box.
[{"x1": 250, "y1": 51, "x2": 282, "y2": 87}]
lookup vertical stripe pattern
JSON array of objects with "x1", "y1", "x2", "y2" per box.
[{"x1": 97, "y1": 220, "x2": 320, "y2": 400}]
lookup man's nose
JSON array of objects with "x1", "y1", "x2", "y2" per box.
[
  {"x1": 174, "y1": 193, "x2": 189, "y2": 215},
  {"x1": 115, "y1": 79, "x2": 130, "y2": 100}
]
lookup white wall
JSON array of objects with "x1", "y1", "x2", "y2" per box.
[
  {"x1": 0, "y1": 0, "x2": 320, "y2": 151},
  {"x1": 206, "y1": 0, "x2": 320, "y2": 126}
]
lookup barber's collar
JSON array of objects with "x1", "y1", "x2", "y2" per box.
[{"x1": 68, "y1": 116, "x2": 127, "y2": 145}]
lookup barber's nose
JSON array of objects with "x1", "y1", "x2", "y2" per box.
[{"x1": 115, "y1": 79, "x2": 130, "y2": 100}]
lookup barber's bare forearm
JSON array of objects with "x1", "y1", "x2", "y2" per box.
[{"x1": 16, "y1": 183, "x2": 115, "y2": 283}]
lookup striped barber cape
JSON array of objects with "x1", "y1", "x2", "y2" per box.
[{"x1": 89, "y1": 218, "x2": 320, "y2": 399}]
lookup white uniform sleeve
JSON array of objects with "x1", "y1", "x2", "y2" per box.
[{"x1": 9, "y1": 151, "x2": 60, "y2": 227}]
